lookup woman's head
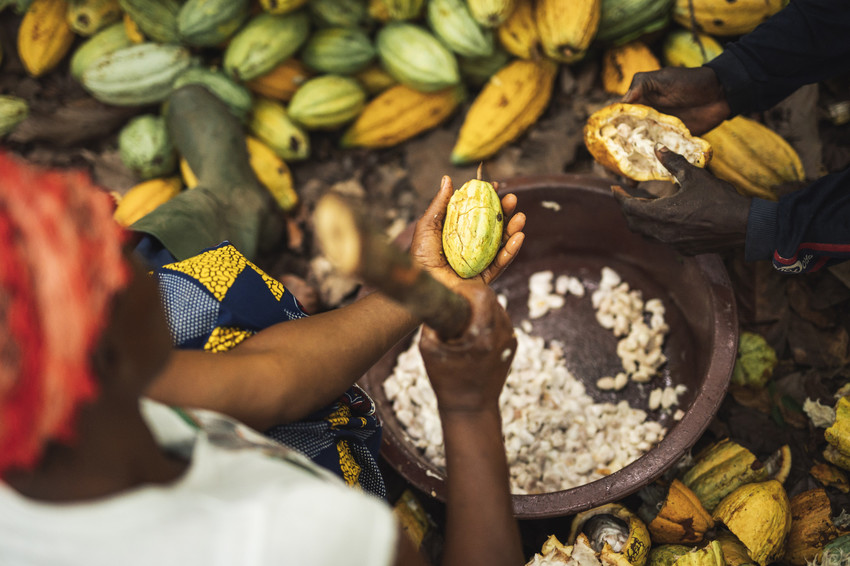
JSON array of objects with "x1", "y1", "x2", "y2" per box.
[{"x1": 0, "y1": 152, "x2": 132, "y2": 476}]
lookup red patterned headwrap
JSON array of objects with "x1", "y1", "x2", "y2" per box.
[{"x1": 0, "y1": 152, "x2": 130, "y2": 475}]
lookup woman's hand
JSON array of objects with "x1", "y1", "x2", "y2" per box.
[
  {"x1": 410, "y1": 175, "x2": 526, "y2": 289},
  {"x1": 612, "y1": 146, "x2": 751, "y2": 255},
  {"x1": 419, "y1": 281, "x2": 515, "y2": 415},
  {"x1": 623, "y1": 67, "x2": 731, "y2": 135}
]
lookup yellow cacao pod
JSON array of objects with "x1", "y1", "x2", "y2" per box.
[
  {"x1": 353, "y1": 64, "x2": 398, "y2": 95},
  {"x1": 442, "y1": 176, "x2": 503, "y2": 278},
  {"x1": 248, "y1": 97, "x2": 310, "y2": 161},
  {"x1": 671, "y1": 541, "x2": 725, "y2": 566},
  {"x1": 712, "y1": 480, "x2": 792, "y2": 566},
  {"x1": 825, "y1": 396, "x2": 850, "y2": 467},
  {"x1": 602, "y1": 41, "x2": 661, "y2": 96},
  {"x1": 245, "y1": 58, "x2": 312, "y2": 102},
  {"x1": 496, "y1": 0, "x2": 540, "y2": 59},
  {"x1": 783, "y1": 488, "x2": 842, "y2": 566},
  {"x1": 467, "y1": 0, "x2": 515, "y2": 27},
  {"x1": 123, "y1": 12, "x2": 145, "y2": 43},
  {"x1": 702, "y1": 116, "x2": 805, "y2": 201},
  {"x1": 584, "y1": 102, "x2": 712, "y2": 183},
  {"x1": 663, "y1": 29, "x2": 724, "y2": 68},
  {"x1": 673, "y1": 0, "x2": 786, "y2": 36},
  {"x1": 341, "y1": 84, "x2": 464, "y2": 149},
  {"x1": 715, "y1": 532, "x2": 757, "y2": 566},
  {"x1": 113, "y1": 176, "x2": 182, "y2": 227},
  {"x1": 569, "y1": 503, "x2": 651, "y2": 566},
  {"x1": 535, "y1": 0, "x2": 600, "y2": 63},
  {"x1": 18, "y1": 0, "x2": 76, "y2": 77},
  {"x1": 451, "y1": 58, "x2": 557, "y2": 164},
  {"x1": 642, "y1": 479, "x2": 715, "y2": 545}
]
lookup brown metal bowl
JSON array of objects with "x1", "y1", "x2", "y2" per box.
[{"x1": 360, "y1": 174, "x2": 737, "y2": 519}]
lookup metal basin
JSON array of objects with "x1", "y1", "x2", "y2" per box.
[{"x1": 360, "y1": 174, "x2": 737, "y2": 519}]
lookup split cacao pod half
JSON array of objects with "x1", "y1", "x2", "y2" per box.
[
  {"x1": 584, "y1": 103, "x2": 711, "y2": 183},
  {"x1": 568, "y1": 503, "x2": 651, "y2": 566},
  {"x1": 442, "y1": 175, "x2": 504, "y2": 279},
  {"x1": 639, "y1": 479, "x2": 714, "y2": 544}
]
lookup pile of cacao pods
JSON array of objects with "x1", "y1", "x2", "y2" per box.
[
  {"x1": 525, "y1": 425, "x2": 850, "y2": 566},
  {"x1": 0, "y1": 0, "x2": 807, "y2": 223}
]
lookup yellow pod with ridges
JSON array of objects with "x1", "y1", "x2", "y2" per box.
[
  {"x1": 712, "y1": 480, "x2": 792, "y2": 566},
  {"x1": 259, "y1": 0, "x2": 308, "y2": 14},
  {"x1": 702, "y1": 116, "x2": 804, "y2": 201},
  {"x1": 245, "y1": 58, "x2": 312, "y2": 101},
  {"x1": 680, "y1": 438, "x2": 769, "y2": 513},
  {"x1": 123, "y1": 12, "x2": 145, "y2": 43},
  {"x1": 18, "y1": 0, "x2": 76, "y2": 77},
  {"x1": 663, "y1": 29, "x2": 724, "y2": 68},
  {"x1": 467, "y1": 0, "x2": 515, "y2": 27},
  {"x1": 341, "y1": 84, "x2": 464, "y2": 148},
  {"x1": 353, "y1": 64, "x2": 398, "y2": 95},
  {"x1": 181, "y1": 136, "x2": 298, "y2": 211},
  {"x1": 442, "y1": 174, "x2": 503, "y2": 278},
  {"x1": 248, "y1": 97, "x2": 310, "y2": 161},
  {"x1": 452, "y1": 58, "x2": 557, "y2": 164},
  {"x1": 496, "y1": 0, "x2": 540, "y2": 59},
  {"x1": 535, "y1": 0, "x2": 600, "y2": 63},
  {"x1": 602, "y1": 41, "x2": 660, "y2": 96},
  {"x1": 66, "y1": 0, "x2": 122, "y2": 36},
  {"x1": 673, "y1": 0, "x2": 786, "y2": 36},
  {"x1": 113, "y1": 176, "x2": 182, "y2": 227}
]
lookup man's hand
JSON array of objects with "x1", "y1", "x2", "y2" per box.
[
  {"x1": 612, "y1": 146, "x2": 751, "y2": 256},
  {"x1": 410, "y1": 175, "x2": 525, "y2": 289},
  {"x1": 419, "y1": 281, "x2": 515, "y2": 414},
  {"x1": 623, "y1": 67, "x2": 731, "y2": 135}
]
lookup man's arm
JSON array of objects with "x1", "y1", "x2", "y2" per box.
[
  {"x1": 746, "y1": 168, "x2": 850, "y2": 273},
  {"x1": 705, "y1": 0, "x2": 850, "y2": 115}
]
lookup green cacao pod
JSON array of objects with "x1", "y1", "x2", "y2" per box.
[
  {"x1": 442, "y1": 176, "x2": 504, "y2": 278},
  {"x1": 0, "y1": 95, "x2": 29, "y2": 136},
  {"x1": 427, "y1": 0, "x2": 494, "y2": 58},
  {"x1": 172, "y1": 67, "x2": 253, "y2": 120},
  {"x1": 0, "y1": 0, "x2": 34, "y2": 14},
  {"x1": 467, "y1": 0, "x2": 515, "y2": 27},
  {"x1": 287, "y1": 75, "x2": 366, "y2": 130},
  {"x1": 681, "y1": 438, "x2": 770, "y2": 513},
  {"x1": 382, "y1": 0, "x2": 424, "y2": 20},
  {"x1": 81, "y1": 43, "x2": 195, "y2": 106},
  {"x1": 663, "y1": 29, "x2": 724, "y2": 67},
  {"x1": 177, "y1": 0, "x2": 250, "y2": 47},
  {"x1": 69, "y1": 21, "x2": 132, "y2": 80},
  {"x1": 597, "y1": 0, "x2": 674, "y2": 45},
  {"x1": 730, "y1": 331, "x2": 777, "y2": 388},
  {"x1": 259, "y1": 0, "x2": 308, "y2": 14},
  {"x1": 308, "y1": 0, "x2": 370, "y2": 28},
  {"x1": 118, "y1": 114, "x2": 177, "y2": 180},
  {"x1": 248, "y1": 97, "x2": 311, "y2": 161},
  {"x1": 301, "y1": 27, "x2": 375, "y2": 75},
  {"x1": 117, "y1": 0, "x2": 181, "y2": 43},
  {"x1": 376, "y1": 22, "x2": 460, "y2": 92},
  {"x1": 67, "y1": 0, "x2": 122, "y2": 36},
  {"x1": 224, "y1": 11, "x2": 311, "y2": 81}
]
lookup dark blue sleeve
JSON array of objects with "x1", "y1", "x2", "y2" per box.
[
  {"x1": 745, "y1": 168, "x2": 850, "y2": 273},
  {"x1": 704, "y1": 0, "x2": 850, "y2": 116}
]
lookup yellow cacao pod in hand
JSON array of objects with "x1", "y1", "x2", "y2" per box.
[{"x1": 442, "y1": 176, "x2": 503, "y2": 278}]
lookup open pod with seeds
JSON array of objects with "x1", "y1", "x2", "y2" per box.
[
  {"x1": 638, "y1": 479, "x2": 715, "y2": 544},
  {"x1": 680, "y1": 438, "x2": 769, "y2": 513},
  {"x1": 784, "y1": 488, "x2": 845, "y2": 566},
  {"x1": 715, "y1": 531, "x2": 757, "y2": 566},
  {"x1": 711, "y1": 479, "x2": 792, "y2": 566},
  {"x1": 525, "y1": 534, "x2": 574, "y2": 566},
  {"x1": 583, "y1": 103, "x2": 711, "y2": 183},
  {"x1": 568, "y1": 503, "x2": 651, "y2": 566}
]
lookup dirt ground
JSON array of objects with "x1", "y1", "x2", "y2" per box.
[{"x1": 3, "y1": 9, "x2": 850, "y2": 561}]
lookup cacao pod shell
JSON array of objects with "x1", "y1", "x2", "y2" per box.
[
  {"x1": 645, "y1": 479, "x2": 715, "y2": 544},
  {"x1": 681, "y1": 438, "x2": 769, "y2": 513},
  {"x1": 584, "y1": 103, "x2": 711, "y2": 183},
  {"x1": 568, "y1": 503, "x2": 652, "y2": 566},
  {"x1": 712, "y1": 480, "x2": 792, "y2": 566},
  {"x1": 783, "y1": 488, "x2": 842, "y2": 566},
  {"x1": 442, "y1": 177, "x2": 504, "y2": 278},
  {"x1": 715, "y1": 532, "x2": 757, "y2": 566},
  {"x1": 648, "y1": 545, "x2": 693, "y2": 566},
  {"x1": 672, "y1": 541, "x2": 725, "y2": 566}
]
